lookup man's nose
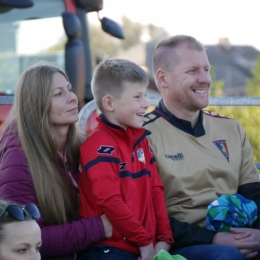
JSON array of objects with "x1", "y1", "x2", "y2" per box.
[{"x1": 197, "y1": 71, "x2": 212, "y2": 85}]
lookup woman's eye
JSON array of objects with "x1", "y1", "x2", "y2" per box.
[
  {"x1": 17, "y1": 248, "x2": 26, "y2": 254},
  {"x1": 69, "y1": 88, "x2": 74, "y2": 93},
  {"x1": 54, "y1": 92, "x2": 62, "y2": 97}
]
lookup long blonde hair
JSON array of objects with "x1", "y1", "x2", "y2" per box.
[{"x1": 1, "y1": 63, "x2": 84, "y2": 225}]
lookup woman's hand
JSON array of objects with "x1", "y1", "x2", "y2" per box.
[{"x1": 100, "y1": 214, "x2": 112, "y2": 238}]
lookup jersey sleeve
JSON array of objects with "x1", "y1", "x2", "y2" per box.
[
  {"x1": 237, "y1": 121, "x2": 259, "y2": 185},
  {"x1": 79, "y1": 132, "x2": 153, "y2": 247}
]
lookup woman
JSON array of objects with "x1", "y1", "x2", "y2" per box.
[
  {"x1": 0, "y1": 200, "x2": 42, "y2": 260},
  {"x1": 0, "y1": 63, "x2": 111, "y2": 260}
]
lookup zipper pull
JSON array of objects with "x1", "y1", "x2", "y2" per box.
[{"x1": 132, "y1": 152, "x2": 134, "y2": 162}]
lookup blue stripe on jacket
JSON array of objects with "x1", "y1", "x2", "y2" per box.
[
  {"x1": 84, "y1": 157, "x2": 120, "y2": 172},
  {"x1": 119, "y1": 169, "x2": 151, "y2": 179}
]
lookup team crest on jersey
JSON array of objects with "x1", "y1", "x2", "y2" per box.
[
  {"x1": 137, "y1": 148, "x2": 146, "y2": 163},
  {"x1": 97, "y1": 146, "x2": 115, "y2": 155},
  {"x1": 120, "y1": 162, "x2": 127, "y2": 170},
  {"x1": 213, "y1": 140, "x2": 229, "y2": 162}
]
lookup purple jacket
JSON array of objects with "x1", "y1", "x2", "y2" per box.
[{"x1": 0, "y1": 126, "x2": 105, "y2": 260}]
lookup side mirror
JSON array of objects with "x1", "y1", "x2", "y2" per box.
[
  {"x1": 0, "y1": 0, "x2": 33, "y2": 8},
  {"x1": 98, "y1": 14, "x2": 125, "y2": 39},
  {"x1": 0, "y1": 0, "x2": 33, "y2": 13}
]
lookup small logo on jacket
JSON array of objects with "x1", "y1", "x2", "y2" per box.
[
  {"x1": 97, "y1": 146, "x2": 115, "y2": 155},
  {"x1": 137, "y1": 148, "x2": 146, "y2": 163},
  {"x1": 165, "y1": 153, "x2": 184, "y2": 161},
  {"x1": 120, "y1": 162, "x2": 127, "y2": 170},
  {"x1": 214, "y1": 140, "x2": 229, "y2": 162}
]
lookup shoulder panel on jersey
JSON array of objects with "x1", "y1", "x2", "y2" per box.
[
  {"x1": 203, "y1": 110, "x2": 231, "y2": 119},
  {"x1": 143, "y1": 110, "x2": 161, "y2": 126}
]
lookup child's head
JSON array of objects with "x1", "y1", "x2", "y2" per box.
[{"x1": 91, "y1": 57, "x2": 149, "y2": 129}]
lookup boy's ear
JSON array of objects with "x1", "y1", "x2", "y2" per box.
[{"x1": 102, "y1": 95, "x2": 114, "y2": 112}]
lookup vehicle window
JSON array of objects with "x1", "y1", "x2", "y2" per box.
[{"x1": 0, "y1": 0, "x2": 65, "y2": 94}]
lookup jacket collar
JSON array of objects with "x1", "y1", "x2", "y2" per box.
[{"x1": 97, "y1": 114, "x2": 151, "y2": 149}]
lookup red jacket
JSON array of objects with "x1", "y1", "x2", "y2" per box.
[{"x1": 79, "y1": 115, "x2": 174, "y2": 254}]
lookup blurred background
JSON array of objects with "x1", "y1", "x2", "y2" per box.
[{"x1": 0, "y1": 0, "x2": 260, "y2": 161}]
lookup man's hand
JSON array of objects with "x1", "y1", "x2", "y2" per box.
[
  {"x1": 138, "y1": 242, "x2": 155, "y2": 260},
  {"x1": 154, "y1": 241, "x2": 170, "y2": 254},
  {"x1": 212, "y1": 230, "x2": 260, "y2": 259},
  {"x1": 230, "y1": 228, "x2": 260, "y2": 259}
]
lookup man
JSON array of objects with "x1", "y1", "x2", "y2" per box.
[{"x1": 143, "y1": 35, "x2": 260, "y2": 260}]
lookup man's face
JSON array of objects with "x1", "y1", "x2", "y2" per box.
[{"x1": 161, "y1": 45, "x2": 212, "y2": 114}]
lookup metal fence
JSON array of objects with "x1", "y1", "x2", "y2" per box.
[
  {"x1": 2, "y1": 95, "x2": 260, "y2": 106},
  {"x1": 147, "y1": 96, "x2": 260, "y2": 106},
  {"x1": 1, "y1": 95, "x2": 260, "y2": 169}
]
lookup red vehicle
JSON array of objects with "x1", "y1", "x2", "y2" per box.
[{"x1": 0, "y1": 0, "x2": 123, "y2": 126}]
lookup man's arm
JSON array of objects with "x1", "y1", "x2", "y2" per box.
[
  {"x1": 238, "y1": 182, "x2": 260, "y2": 229},
  {"x1": 170, "y1": 216, "x2": 260, "y2": 258},
  {"x1": 169, "y1": 217, "x2": 216, "y2": 249}
]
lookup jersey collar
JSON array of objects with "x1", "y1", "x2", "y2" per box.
[{"x1": 157, "y1": 99, "x2": 206, "y2": 137}]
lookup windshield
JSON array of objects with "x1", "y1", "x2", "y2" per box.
[{"x1": 0, "y1": 0, "x2": 65, "y2": 94}]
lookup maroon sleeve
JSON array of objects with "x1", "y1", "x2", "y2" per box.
[
  {"x1": 39, "y1": 217, "x2": 105, "y2": 257},
  {"x1": 0, "y1": 147, "x2": 105, "y2": 257}
]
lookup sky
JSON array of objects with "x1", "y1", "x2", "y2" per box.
[{"x1": 88, "y1": 0, "x2": 260, "y2": 51}]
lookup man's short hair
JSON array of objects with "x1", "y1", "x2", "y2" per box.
[
  {"x1": 91, "y1": 57, "x2": 149, "y2": 112},
  {"x1": 153, "y1": 35, "x2": 205, "y2": 80}
]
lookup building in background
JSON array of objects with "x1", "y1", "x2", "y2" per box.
[
  {"x1": 206, "y1": 38, "x2": 260, "y2": 96},
  {"x1": 119, "y1": 39, "x2": 260, "y2": 97}
]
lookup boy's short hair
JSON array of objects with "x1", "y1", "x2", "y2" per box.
[{"x1": 91, "y1": 57, "x2": 149, "y2": 112}]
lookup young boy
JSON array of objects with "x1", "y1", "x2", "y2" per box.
[{"x1": 78, "y1": 58, "x2": 174, "y2": 260}]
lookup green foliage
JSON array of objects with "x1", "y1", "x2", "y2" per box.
[
  {"x1": 147, "y1": 24, "x2": 169, "y2": 42},
  {"x1": 89, "y1": 16, "x2": 169, "y2": 58},
  {"x1": 210, "y1": 66, "x2": 225, "y2": 97},
  {"x1": 208, "y1": 63, "x2": 260, "y2": 162},
  {"x1": 119, "y1": 16, "x2": 143, "y2": 50},
  {"x1": 246, "y1": 56, "x2": 260, "y2": 96},
  {"x1": 90, "y1": 24, "x2": 121, "y2": 57}
]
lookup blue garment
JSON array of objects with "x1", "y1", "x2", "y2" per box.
[
  {"x1": 170, "y1": 245, "x2": 244, "y2": 260},
  {"x1": 206, "y1": 194, "x2": 257, "y2": 232}
]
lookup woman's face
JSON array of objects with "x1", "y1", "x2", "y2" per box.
[
  {"x1": 49, "y1": 72, "x2": 79, "y2": 129},
  {"x1": 0, "y1": 220, "x2": 42, "y2": 260}
]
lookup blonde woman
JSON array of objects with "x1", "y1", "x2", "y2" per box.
[{"x1": 0, "y1": 63, "x2": 111, "y2": 260}]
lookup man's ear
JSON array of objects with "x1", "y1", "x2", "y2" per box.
[
  {"x1": 156, "y1": 69, "x2": 168, "y2": 89},
  {"x1": 102, "y1": 95, "x2": 114, "y2": 112}
]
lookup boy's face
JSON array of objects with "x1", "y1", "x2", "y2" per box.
[{"x1": 111, "y1": 82, "x2": 149, "y2": 129}]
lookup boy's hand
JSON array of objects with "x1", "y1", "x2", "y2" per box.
[
  {"x1": 138, "y1": 242, "x2": 155, "y2": 260},
  {"x1": 154, "y1": 241, "x2": 170, "y2": 254},
  {"x1": 100, "y1": 214, "x2": 112, "y2": 238}
]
